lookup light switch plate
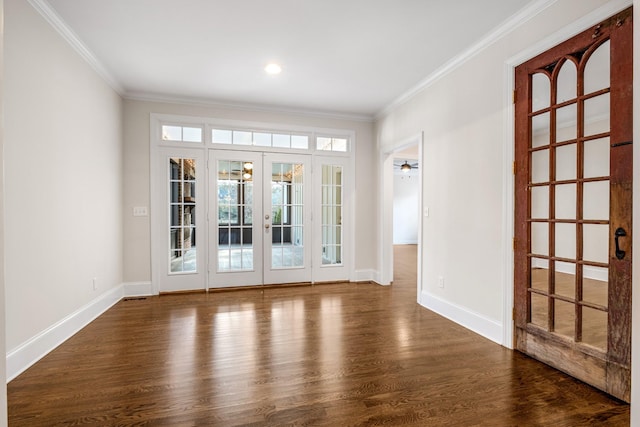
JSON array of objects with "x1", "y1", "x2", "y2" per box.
[{"x1": 133, "y1": 206, "x2": 148, "y2": 217}]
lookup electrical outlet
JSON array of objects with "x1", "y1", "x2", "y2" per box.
[{"x1": 438, "y1": 276, "x2": 444, "y2": 288}]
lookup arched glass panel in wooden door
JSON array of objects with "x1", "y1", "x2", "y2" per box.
[{"x1": 514, "y1": 8, "x2": 632, "y2": 402}]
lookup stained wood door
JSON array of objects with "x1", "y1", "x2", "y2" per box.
[{"x1": 514, "y1": 8, "x2": 632, "y2": 401}]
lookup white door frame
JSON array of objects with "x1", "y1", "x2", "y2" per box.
[
  {"x1": 380, "y1": 132, "x2": 424, "y2": 302},
  {"x1": 150, "y1": 113, "x2": 356, "y2": 293}
]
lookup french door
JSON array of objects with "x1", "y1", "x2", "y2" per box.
[
  {"x1": 209, "y1": 150, "x2": 312, "y2": 288},
  {"x1": 155, "y1": 148, "x2": 206, "y2": 293},
  {"x1": 514, "y1": 8, "x2": 632, "y2": 401}
]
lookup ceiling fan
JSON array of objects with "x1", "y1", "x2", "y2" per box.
[{"x1": 394, "y1": 160, "x2": 419, "y2": 173}]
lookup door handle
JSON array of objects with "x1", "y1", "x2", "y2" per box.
[
  {"x1": 265, "y1": 224, "x2": 270, "y2": 230},
  {"x1": 615, "y1": 227, "x2": 627, "y2": 260}
]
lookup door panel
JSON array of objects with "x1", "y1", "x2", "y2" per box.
[
  {"x1": 313, "y1": 155, "x2": 350, "y2": 282},
  {"x1": 514, "y1": 8, "x2": 632, "y2": 402},
  {"x1": 209, "y1": 151, "x2": 312, "y2": 287},
  {"x1": 209, "y1": 150, "x2": 263, "y2": 288},
  {"x1": 263, "y1": 153, "x2": 312, "y2": 285},
  {"x1": 157, "y1": 148, "x2": 206, "y2": 292}
]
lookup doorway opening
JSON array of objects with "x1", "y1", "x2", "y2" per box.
[{"x1": 381, "y1": 133, "x2": 423, "y2": 302}]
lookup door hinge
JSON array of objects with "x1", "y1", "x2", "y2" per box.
[
  {"x1": 513, "y1": 237, "x2": 516, "y2": 250},
  {"x1": 512, "y1": 161, "x2": 516, "y2": 175},
  {"x1": 512, "y1": 307, "x2": 516, "y2": 320},
  {"x1": 512, "y1": 90, "x2": 517, "y2": 104}
]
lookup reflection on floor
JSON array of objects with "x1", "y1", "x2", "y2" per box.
[{"x1": 530, "y1": 268, "x2": 607, "y2": 349}]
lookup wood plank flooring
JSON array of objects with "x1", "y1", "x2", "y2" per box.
[{"x1": 8, "y1": 245, "x2": 629, "y2": 426}]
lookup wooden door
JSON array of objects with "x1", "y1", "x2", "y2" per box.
[{"x1": 514, "y1": 8, "x2": 632, "y2": 402}]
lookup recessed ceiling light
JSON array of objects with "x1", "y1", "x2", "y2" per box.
[{"x1": 265, "y1": 63, "x2": 282, "y2": 75}]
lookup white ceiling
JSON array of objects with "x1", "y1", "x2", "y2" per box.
[{"x1": 43, "y1": 0, "x2": 533, "y2": 119}]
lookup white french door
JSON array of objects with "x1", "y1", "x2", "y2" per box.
[
  {"x1": 209, "y1": 150, "x2": 312, "y2": 288},
  {"x1": 154, "y1": 148, "x2": 206, "y2": 293}
]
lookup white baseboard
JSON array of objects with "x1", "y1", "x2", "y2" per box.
[
  {"x1": 123, "y1": 281, "x2": 153, "y2": 297},
  {"x1": 420, "y1": 291, "x2": 503, "y2": 345},
  {"x1": 354, "y1": 269, "x2": 381, "y2": 283},
  {"x1": 6, "y1": 284, "x2": 124, "y2": 382}
]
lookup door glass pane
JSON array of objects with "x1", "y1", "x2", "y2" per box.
[
  {"x1": 555, "y1": 223, "x2": 576, "y2": 259},
  {"x1": 531, "y1": 223, "x2": 549, "y2": 256},
  {"x1": 271, "y1": 162, "x2": 304, "y2": 269},
  {"x1": 530, "y1": 258, "x2": 548, "y2": 292},
  {"x1": 554, "y1": 299, "x2": 575, "y2": 339},
  {"x1": 584, "y1": 93, "x2": 610, "y2": 136},
  {"x1": 583, "y1": 181, "x2": 609, "y2": 220},
  {"x1": 531, "y1": 149, "x2": 549, "y2": 183},
  {"x1": 584, "y1": 41, "x2": 610, "y2": 94},
  {"x1": 582, "y1": 267, "x2": 608, "y2": 307},
  {"x1": 530, "y1": 293, "x2": 548, "y2": 329},
  {"x1": 554, "y1": 266, "x2": 575, "y2": 299},
  {"x1": 583, "y1": 224, "x2": 609, "y2": 264},
  {"x1": 169, "y1": 158, "x2": 197, "y2": 273},
  {"x1": 217, "y1": 159, "x2": 254, "y2": 272},
  {"x1": 532, "y1": 73, "x2": 551, "y2": 112},
  {"x1": 322, "y1": 165, "x2": 343, "y2": 265},
  {"x1": 556, "y1": 143, "x2": 577, "y2": 180},
  {"x1": 556, "y1": 58, "x2": 577, "y2": 103},
  {"x1": 584, "y1": 137, "x2": 610, "y2": 178},
  {"x1": 582, "y1": 307, "x2": 607, "y2": 349},
  {"x1": 556, "y1": 103, "x2": 577, "y2": 142},
  {"x1": 532, "y1": 113, "x2": 550, "y2": 148},
  {"x1": 555, "y1": 184, "x2": 576, "y2": 219},
  {"x1": 531, "y1": 186, "x2": 549, "y2": 219}
]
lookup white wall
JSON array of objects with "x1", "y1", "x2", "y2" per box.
[
  {"x1": 393, "y1": 167, "x2": 419, "y2": 244},
  {"x1": 4, "y1": 0, "x2": 123, "y2": 370},
  {"x1": 0, "y1": 0, "x2": 7, "y2": 422},
  {"x1": 122, "y1": 99, "x2": 377, "y2": 284}
]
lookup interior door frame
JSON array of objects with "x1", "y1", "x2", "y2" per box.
[
  {"x1": 502, "y1": 0, "x2": 634, "y2": 350},
  {"x1": 380, "y1": 132, "x2": 424, "y2": 300}
]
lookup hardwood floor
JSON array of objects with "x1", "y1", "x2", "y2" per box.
[{"x1": 8, "y1": 245, "x2": 629, "y2": 426}]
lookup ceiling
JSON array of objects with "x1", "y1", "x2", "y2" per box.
[{"x1": 43, "y1": 0, "x2": 534, "y2": 119}]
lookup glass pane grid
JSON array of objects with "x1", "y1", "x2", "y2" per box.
[
  {"x1": 162, "y1": 125, "x2": 203, "y2": 143},
  {"x1": 169, "y1": 158, "x2": 197, "y2": 274},
  {"x1": 212, "y1": 128, "x2": 309, "y2": 149},
  {"x1": 217, "y1": 159, "x2": 254, "y2": 273},
  {"x1": 526, "y1": 47, "x2": 611, "y2": 350},
  {"x1": 321, "y1": 165, "x2": 343, "y2": 265}
]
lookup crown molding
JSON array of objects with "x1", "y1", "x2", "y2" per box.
[
  {"x1": 375, "y1": 0, "x2": 559, "y2": 120},
  {"x1": 124, "y1": 92, "x2": 375, "y2": 123},
  {"x1": 27, "y1": 0, "x2": 125, "y2": 95}
]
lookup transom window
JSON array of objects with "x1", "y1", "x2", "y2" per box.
[
  {"x1": 212, "y1": 128, "x2": 309, "y2": 149},
  {"x1": 317, "y1": 137, "x2": 348, "y2": 152},
  {"x1": 162, "y1": 125, "x2": 203, "y2": 143}
]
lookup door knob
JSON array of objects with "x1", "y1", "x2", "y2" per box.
[{"x1": 265, "y1": 224, "x2": 270, "y2": 230}]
